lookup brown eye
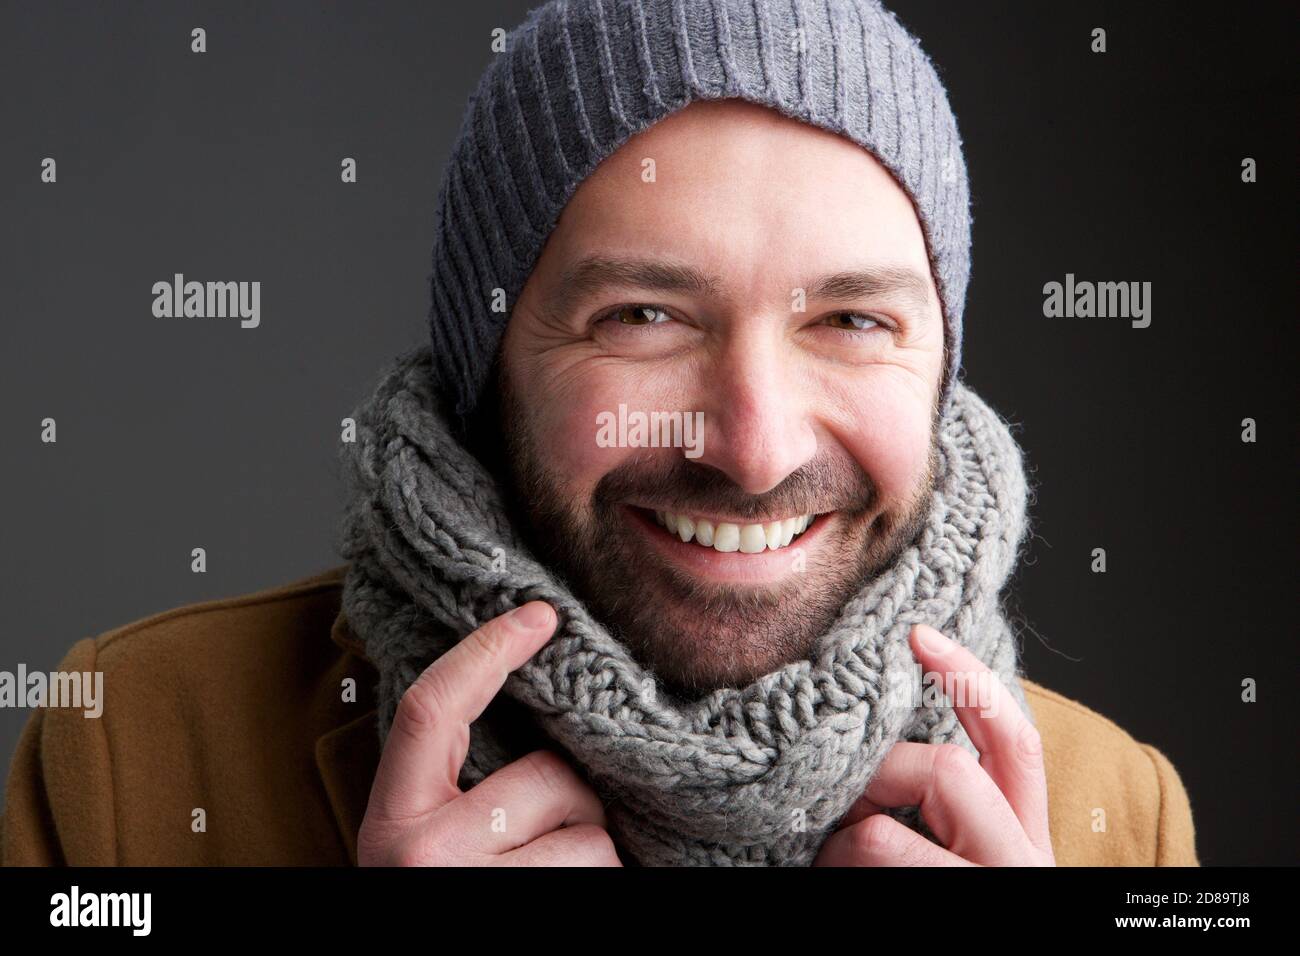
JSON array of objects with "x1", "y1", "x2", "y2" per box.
[
  {"x1": 611, "y1": 305, "x2": 670, "y2": 326},
  {"x1": 823, "y1": 312, "x2": 881, "y2": 331}
]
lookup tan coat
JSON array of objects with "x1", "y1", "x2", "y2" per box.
[{"x1": 1, "y1": 565, "x2": 1198, "y2": 866}]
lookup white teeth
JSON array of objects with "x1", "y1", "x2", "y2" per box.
[
  {"x1": 738, "y1": 524, "x2": 766, "y2": 553},
  {"x1": 652, "y1": 510, "x2": 816, "y2": 554},
  {"x1": 713, "y1": 522, "x2": 740, "y2": 552},
  {"x1": 780, "y1": 517, "x2": 798, "y2": 547}
]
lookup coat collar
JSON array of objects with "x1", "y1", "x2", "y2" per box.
[
  {"x1": 314, "y1": 602, "x2": 380, "y2": 864},
  {"x1": 329, "y1": 600, "x2": 371, "y2": 662}
]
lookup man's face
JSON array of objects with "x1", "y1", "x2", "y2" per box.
[{"x1": 493, "y1": 98, "x2": 946, "y2": 698}]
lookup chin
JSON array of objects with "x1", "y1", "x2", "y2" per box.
[{"x1": 584, "y1": 549, "x2": 865, "y2": 697}]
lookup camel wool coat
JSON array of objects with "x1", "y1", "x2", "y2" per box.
[{"x1": 1, "y1": 565, "x2": 1199, "y2": 866}]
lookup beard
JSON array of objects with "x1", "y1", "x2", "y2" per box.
[{"x1": 468, "y1": 359, "x2": 939, "y2": 701}]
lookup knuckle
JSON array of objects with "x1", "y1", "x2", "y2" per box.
[
  {"x1": 515, "y1": 749, "x2": 575, "y2": 801},
  {"x1": 854, "y1": 815, "x2": 897, "y2": 857},
  {"x1": 933, "y1": 742, "x2": 979, "y2": 781},
  {"x1": 391, "y1": 676, "x2": 445, "y2": 740},
  {"x1": 1016, "y1": 723, "x2": 1044, "y2": 765}
]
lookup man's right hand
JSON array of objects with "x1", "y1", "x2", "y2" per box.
[{"x1": 356, "y1": 601, "x2": 621, "y2": 866}]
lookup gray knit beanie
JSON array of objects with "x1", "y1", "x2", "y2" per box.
[{"x1": 428, "y1": 0, "x2": 971, "y2": 419}]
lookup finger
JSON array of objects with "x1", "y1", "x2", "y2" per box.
[
  {"x1": 430, "y1": 749, "x2": 609, "y2": 856},
  {"x1": 863, "y1": 741, "x2": 1029, "y2": 865},
  {"x1": 816, "y1": 812, "x2": 975, "y2": 867},
  {"x1": 910, "y1": 624, "x2": 1052, "y2": 855},
  {"x1": 838, "y1": 790, "x2": 886, "y2": 830},
  {"x1": 367, "y1": 601, "x2": 558, "y2": 821},
  {"x1": 494, "y1": 823, "x2": 624, "y2": 867}
]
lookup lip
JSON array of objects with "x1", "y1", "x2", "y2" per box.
[{"x1": 622, "y1": 504, "x2": 832, "y2": 586}]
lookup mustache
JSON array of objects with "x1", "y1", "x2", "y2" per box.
[{"x1": 592, "y1": 451, "x2": 877, "y2": 522}]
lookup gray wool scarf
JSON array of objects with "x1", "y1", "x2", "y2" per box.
[{"x1": 336, "y1": 345, "x2": 1033, "y2": 866}]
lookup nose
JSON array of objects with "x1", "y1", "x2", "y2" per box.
[{"x1": 689, "y1": 328, "x2": 818, "y2": 495}]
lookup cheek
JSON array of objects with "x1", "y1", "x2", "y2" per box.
[
  {"x1": 826, "y1": 377, "x2": 934, "y2": 507},
  {"x1": 525, "y1": 361, "x2": 681, "y2": 501}
]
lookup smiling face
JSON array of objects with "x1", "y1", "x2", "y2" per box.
[{"x1": 486, "y1": 98, "x2": 946, "y2": 698}]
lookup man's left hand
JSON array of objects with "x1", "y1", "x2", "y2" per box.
[{"x1": 813, "y1": 624, "x2": 1056, "y2": 866}]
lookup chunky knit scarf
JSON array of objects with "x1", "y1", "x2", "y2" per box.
[{"x1": 337, "y1": 345, "x2": 1032, "y2": 866}]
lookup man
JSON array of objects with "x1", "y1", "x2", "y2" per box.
[{"x1": 3, "y1": 0, "x2": 1196, "y2": 867}]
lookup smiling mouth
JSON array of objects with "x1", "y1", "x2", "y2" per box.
[{"x1": 635, "y1": 507, "x2": 820, "y2": 554}]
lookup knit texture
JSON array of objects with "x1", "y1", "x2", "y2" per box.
[
  {"x1": 336, "y1": 344, "x2": 1032, "y2": 866},
  {"x1": 428, "y1": 0, "x2": 972, "y2": 422}
]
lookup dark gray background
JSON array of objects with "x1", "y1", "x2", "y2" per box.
[{"x1": 1, "y1": 0, "x2": 1294, "y2": 865}]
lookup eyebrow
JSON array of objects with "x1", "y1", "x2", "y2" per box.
[
  {"x1": 544, "y1": 256, "x2": 719, "y2": 323},
  {"x1": 806, "y1": 265, "x2": 934, "y2": 317},
  {"x1": 544, "y1": 254, "x2": 933, "y2": 322}
]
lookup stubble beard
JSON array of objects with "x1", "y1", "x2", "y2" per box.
[{"x1": 477, "y1": 363, "x2": 939, "y2": 701}]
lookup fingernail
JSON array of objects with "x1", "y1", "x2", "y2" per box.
[
  {"x1": 913, "y1": 624, "x2": 950, "y2": 655},
  {"x1": 510, "y1": 601, "x2": 554, "y2": 631}
]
